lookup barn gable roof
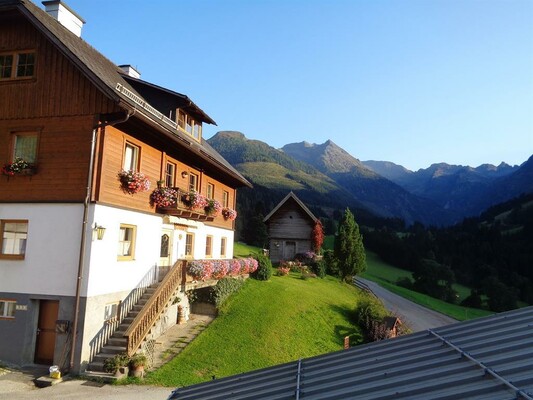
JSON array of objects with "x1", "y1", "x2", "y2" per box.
[
  {"x1": 263, "y1": 192, "x2": 318, "y2": 224},
  {"x1": 168, "y1": 306, "x2": 533, "y2": 399}
]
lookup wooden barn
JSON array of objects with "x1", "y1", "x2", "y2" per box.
[{"x1": 263, "y1": 192, "x2": 318, "y2": 263}]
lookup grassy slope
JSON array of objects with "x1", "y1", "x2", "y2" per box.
[
  {"x1": 234, "y1": 242, "x2": 261, "y2": 258},
  {"x1": 145, "y1": 275, "x2": 363, "y2": 387}
]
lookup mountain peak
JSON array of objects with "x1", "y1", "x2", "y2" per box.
[{"x1": 211, "y1": 131, "x2": 246, "y2": 140}]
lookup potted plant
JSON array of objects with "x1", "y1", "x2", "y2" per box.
[
  {"x1": 2, "y1": 157, "x2": 36, "y2": 176},
  {"x1": 129, "y1": 353, "x2": 147, "y2": 378},
  {"x1": 182, "y1": 190, "x2": 207, "y2": 210},
  {"x1": 117, "y1": 170, "x2": 151, "y2": 195},
  {"x1": 204, "y1": 199, "x2": 222, "y2": 216},
  {"x1": 150, "y1": 187, "x2": 178, "y2": 208},
  {"x1": 103, "y1": 353, "x2": 130, "y2": 377},
  {"x1": 221, "y1": 207, "x2": 237, "y2": 221}
]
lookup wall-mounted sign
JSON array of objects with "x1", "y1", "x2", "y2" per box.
[{"x1": 16, "y1": 304, "x2": 28, "y2": 311}]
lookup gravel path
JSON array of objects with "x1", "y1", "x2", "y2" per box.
[{"x1": 358, "y1": 278, "x2": 458, "y2": 332}]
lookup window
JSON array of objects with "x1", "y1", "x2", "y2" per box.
[
  {"x1": 185, "y1": 233, "x2": 194, "y2": 257},
  {"x1": 0, "y1": 220, "x2": 28, "y2": 259},
  {"x1": 123, "y1": 142, "x2": 139, "y2": 171},
  {"x1": 193, "y1": 123, "x2": 201, "y2": 141},
  {"x1": 0, "y1": 51, "x2": 35, "y2": 80},
  {"x1": 12, "y1": 132, "x2": 38, "y2": 163},
  {"x1": 16, "y1": 53, "x2": 35, "y2": 77},
  {"x1": 189, "y1": 173, "x2": 198, "y2": 192},
  {"x1": 222, "y1": 191, "x2": 229, "y2": 208},
  {"x1": 0, "y1": 300, "x2": 16, "y2": 319},
  {"x1": 207, "y1": 183, "x2": 215, "y2": 200},
  {"x1": 104, "y1": 302, "x2": 119, "y2": 322},
  {"x1": 220, "y1": 237, "x2": 227, "y2": 257},
  {"x1": 118, "y1": 224, "x2": 136, "y2": 260},
  {"x1": 205, "y1": 235, "x2": 213, "y2": 257},
  {"x1": 0, "y1": 54, "x2": 13, "y2": 79},
  {"x1": 165, "y1": 162, "x2": 176, "y2": 188},
  {"x1": 177, "y1": 109, "x2": 202, "y2": 142}
]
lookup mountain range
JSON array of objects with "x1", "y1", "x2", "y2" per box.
[{"x1": 208, "y1": 131, "x2": 533, "y2": 227}]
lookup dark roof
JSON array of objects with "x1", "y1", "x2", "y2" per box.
[
  {"x1": 263, "y1": 191, "x2": 318, "y2": 223},
  {"x1": 0, "y1": 0, "x2": 250, "y2": 187},
  {"x1": 168, "y1": 306, "x2": 533, "y2": 400},
  {"x1": 121, "y1": 74, "x2": 217, "y2": 126}
]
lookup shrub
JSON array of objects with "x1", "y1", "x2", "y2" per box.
[
  {"x1": 103, "y1": 353, "x2": 129, "y2": 373},
  {"x1": 311, "y1": 258, "x2": 326, "y2": 278},
  {"x1": 396, "y1": 277, "x2": 413, "y2": 290},
  {"x1": 276, "y1": 266, "x2": 290, "y2": 276},
  {"x1": 354, "y1": 296, "x2": 390, "y2": 341},
  {"x1": 252, "y1": 254, "x2": 272, "y2": 281},
  {"x1": 212, "y1": 277, "x2": 245, "y2": 307}
]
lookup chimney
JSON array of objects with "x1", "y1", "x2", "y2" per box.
[
  {"x1": 118, "y1": 65, "x2": 141, "y2": 79},
  {"x1": 42, "y1": 1, "x2": 85, "y2": 37}
]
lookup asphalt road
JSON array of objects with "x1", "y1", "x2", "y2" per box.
[{"x1": 358, "y1": 278, "x2": 458, "y2": 332}]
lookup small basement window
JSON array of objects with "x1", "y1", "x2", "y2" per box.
[{"x1": 0, "y1": 300, "x2": 16, "y2": 319}]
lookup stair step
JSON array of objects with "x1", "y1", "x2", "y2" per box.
[
  {"x1": 100, "y1": 345, "x2": 127, "y2": 355},
  {"x1": 107, "y1": 337, "x2": 127, "y2": 346},
  {"x1": 83, "y1": 370, "x2": 119, "y2": 382}
]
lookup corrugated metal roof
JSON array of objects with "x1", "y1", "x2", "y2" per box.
[{"x1": 168, "y1": 306, "x2": 533, "y2": 399}]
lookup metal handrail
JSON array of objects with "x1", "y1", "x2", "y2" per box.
[{"x1": 124, "y1": 260, "x2": 186, "y2": 356}]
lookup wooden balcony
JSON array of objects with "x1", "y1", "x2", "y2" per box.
[{"x1": 156, "y1": 188, "x2": 215, "y2": 222}]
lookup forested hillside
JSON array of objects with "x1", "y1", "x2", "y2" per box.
[{"x1": 364, "y1": 193, "x2": 533, "y2": 311}]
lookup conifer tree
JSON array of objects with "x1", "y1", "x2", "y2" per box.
[{"x1": 334, "y1": 208, "x2": 366, "y2": 279}]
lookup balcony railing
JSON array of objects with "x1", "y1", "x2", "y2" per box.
[{"x1": 156, "y1": 188, "x2": 216, "y2": 221}]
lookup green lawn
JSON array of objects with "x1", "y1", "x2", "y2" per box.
[
  {"x1": 362, "y1": 251, "x2": 493, "y2": 321},
  {"x1": 145, "y1": 274, "x2": 364, "y2": 387},
  {"x1": 233, "y1": 242, "x2": 261, "y2": 258}
]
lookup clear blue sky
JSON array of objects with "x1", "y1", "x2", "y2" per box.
[{"x1": 63, "y1": 0, "x2": 532, "y2": 171}]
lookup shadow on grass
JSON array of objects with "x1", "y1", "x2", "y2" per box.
[{"x1": 329, "y1": 304, "x2": 364, "y2": 346}]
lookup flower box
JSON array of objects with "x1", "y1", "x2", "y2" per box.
[{"x1": 118, "y1": 170, "x2": 151, "y2": 195}]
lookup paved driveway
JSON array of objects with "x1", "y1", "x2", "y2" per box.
[
  {"x1": 0, "y1": 368, "x2": 172, "y2": 400},
  {"x1": 359, "y1": 278, "x2": 458, "y2": 332}
]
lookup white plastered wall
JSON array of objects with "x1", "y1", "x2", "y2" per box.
[{"x1": 0, "y1": 203, "x2": 83, "y2": 296}]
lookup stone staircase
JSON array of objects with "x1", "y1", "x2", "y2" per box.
[{"x1": 85, "y1": 284, "x2": 158, "y2": 378}]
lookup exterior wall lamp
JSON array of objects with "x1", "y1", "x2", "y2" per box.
[
  {"x1": 181, "y1": 171, "x2": 189, "y2": 178},
  {"x1": 94, "y1": 223, "x2": 106, "y2": 240}
]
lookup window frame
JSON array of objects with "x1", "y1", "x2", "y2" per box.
[
  {"x1": 165, "y1": 161, "x2": 176, "y2": 188},
  {"x1": 220, "y1": 237, "x2": 227, "y2": 257},
  {"x1": 205, "y1": 235, "x2": 213, "y2": 258},
  {"x1": 117, "y1": 224, "x2": 136, "y2": 261},
  {"x1": 177, "y1": 109, "x2": 202, "y2": 142},
  {"x1": 185, "y1": 233, "x2": 194, "y2": 258},
  {"x1": 0, "y1": 219, "x2": 28, "y2": 260},
  {"x1": 11, "y1": 131, "x2": 40, "y2": 164},
  {"x1": 207, "y1": 183, "x2": 215, "y2": 200},
  {"x1": 0, "y1": 50, "x2": 36, "y2": 81},
  {"x1": 0, "y1": 299, "x2": 16, "y2": 319},
  {"x1": 188, "y1": 173, "x2": 199, "y2": 192},
  {"x1": 123, "y1": 142, "x2": 140, "y2": 172},
  {"x1": 222, "y1": 191, "x2": 229, "y2": 208}
]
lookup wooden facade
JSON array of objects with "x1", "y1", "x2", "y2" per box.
[
  {"x1": 264, "y1": 192, "x2": 318, "y2": 263},
  {"x1": 0, "y1": 3, "x2": 243, "y2": 228}
]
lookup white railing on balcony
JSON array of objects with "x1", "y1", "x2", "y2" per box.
[{"x1": 116, "y1": 83, "x2": 178, "y2": 131}]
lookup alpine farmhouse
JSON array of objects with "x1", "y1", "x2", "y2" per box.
[{"x1": 0, "y1": 0, "x2": 251, "y2": 373}]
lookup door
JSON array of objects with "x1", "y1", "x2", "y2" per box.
[
  {"x1": 34, "y1": 300, "x2": 59, "y2": 365},
  {"x1": 158, "y1": 229, "x2": 173, "y2": 281},
  {"x1": 284, "y1": 241, "x2": 296, "y2": 260}
]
